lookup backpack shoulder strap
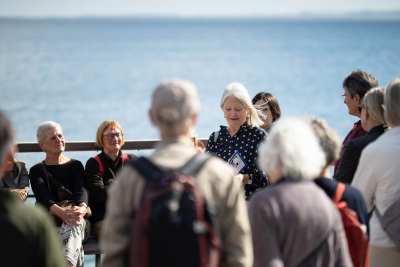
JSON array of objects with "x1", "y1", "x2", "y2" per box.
[
  {"x1": 129, "y1": 157, "x2": 165, "y2": 182},
  {"x1": 213, "y1": 131, "x2": 219, "y2": 143},
  {"x1": 179, "y1": 153, "x2": 212, "y2": 177},
  {"x1": 333, "y1": 182, "x2": 345, "y2": 203},
  {"x1": 94, "y1": 155, "x2": 104, "y2": 177},
  {"x1": 122, "y1": 153, "x2": 130, "y2": 163}
]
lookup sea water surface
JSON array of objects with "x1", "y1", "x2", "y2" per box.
[{"x1": 0, "y1": 18, "x2": 400, "y2": 266}]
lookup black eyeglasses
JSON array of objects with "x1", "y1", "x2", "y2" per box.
[
  {"x1": 357, "y1": 105, "x2": 364, "y2": 115},
  {"x1": 103, "y1": 133, "x2": 123, "y2": 140}
]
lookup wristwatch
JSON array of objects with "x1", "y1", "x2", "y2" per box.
[
  {"x1": 247, "y1": 174, "x2": 253, "y2": 185},
  {"x1": 81, "y1": 202, "x2": 88, "y2": 208}
]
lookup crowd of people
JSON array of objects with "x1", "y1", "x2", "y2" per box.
[{"x1": 0, "y1": 69, "x2": 399, "y2": 267}]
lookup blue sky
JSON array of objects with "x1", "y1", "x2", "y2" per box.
[{"x1": 1, "y1": 0, "x2": 400, "y2": 17}]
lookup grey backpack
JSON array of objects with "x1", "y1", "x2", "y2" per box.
[{"x1": 375, "y1": 197, "x2": 400, "y2": 248}]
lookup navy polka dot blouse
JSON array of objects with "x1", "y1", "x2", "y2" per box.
[{"x1": 205, "y1": 122, "x2": 270, "y2": 200}]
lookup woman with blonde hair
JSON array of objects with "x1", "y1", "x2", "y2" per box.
[
  {"x1": 205, "y1": 82, "x2": 269, "y2": 200},
  {"x1": 85, "y1": 120, "x2": 137, "y2": 237},
  {"x1": 335, "y1": 87, "x2": 387, "y2": 184}
]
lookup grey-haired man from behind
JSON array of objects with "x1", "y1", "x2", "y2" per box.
[
  {"x1": 101, "y1": 80, "x2": 253, "y2": 267},
  {"x1": 0, "y1": 111, "x2": 66, "y2": 267}
]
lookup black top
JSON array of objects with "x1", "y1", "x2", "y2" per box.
[
  {"x1": 29, "y1": 159, "x2": 88, "y2": 210},
  {"x1": 315, "y1": 178, "x2": 369, "y2": 235},
  {"x1": 85, "y1": 151, "x2": 137, "y2": 224},
  {"x1": 205, "y1": 122, "x2": 270, "y2": 200},
  {"x1": 335, "y1": 125, "x2": 385, "y2": 184}
]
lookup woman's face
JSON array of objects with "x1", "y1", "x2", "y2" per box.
[
  {"x1": 222, "y1": 96, "x2": 249, "y2": 128},
  {"x1": 254, "y1": 99, "x2": 273, "y2": 130},
  {"x1": 40, "y1": 127, "x2": 65, "y2": 154},
  {"x1": 102, "y1": 126, "x2": 122, "y2": 153}
]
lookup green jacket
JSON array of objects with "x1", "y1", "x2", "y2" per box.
[{"x1": 0, "y1": 191, "x2": 66, "y2": 267}]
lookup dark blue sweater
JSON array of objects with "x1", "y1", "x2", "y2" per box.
[{"x1": 315, "y1": 177, "x2": 369, "y2": 235}]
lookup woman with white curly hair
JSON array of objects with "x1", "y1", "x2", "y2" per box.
[
  {"x1": 248, "y1": 117, "x2": 352, "y2": 267},
  {"x1": 205, "y1": 82, "x2": 270, "y2": 200}
]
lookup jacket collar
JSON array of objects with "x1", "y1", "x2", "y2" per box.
[{"x1": 366, "y1": 124, "x2": 385, "y2": 136}]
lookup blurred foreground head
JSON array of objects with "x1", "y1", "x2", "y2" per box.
[
  {"x1": 385, "y1": 78, "x2": 400, "y2": 128},
  {"x1": 150, "y1": 79, "x2": 200, "y2": 137},
  {"x1": 258, "y1": 117, "x2": 325, "y2": 183},
  {"x1": 306, "y1": 117, "x2": 341, "y2": 169},
  {"x1": 0, "y1": 112, "x2": 15, "y2": 175}
]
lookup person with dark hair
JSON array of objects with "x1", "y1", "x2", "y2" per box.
[
  {"x1": 252, "y1": 92, "x2": 281, "y2": 132},
  {"x1": 0, "y1": 111, "x2": 65, "y2": 267},
  {"x1": 333, "y1": 69, "x2": 378, "y2": 178},
  {"x1": 335, "y1": 88, "x2": 387, "y2": 184}
]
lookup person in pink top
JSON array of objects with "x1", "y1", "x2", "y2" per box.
[{"x1": 333, "y1": 69, "x2": 378, "y2": 178}]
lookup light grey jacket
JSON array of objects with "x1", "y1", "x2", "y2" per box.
[
  {"x1": 0, "y1": 159, "x2": 29, "y2": 190},
  {"x1": 101, "y1": 137, "x2": 253, "y2": 267}
]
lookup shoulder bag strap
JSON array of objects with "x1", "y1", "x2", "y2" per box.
[
  {"x1": 333, "y1": 182, "x2": 345, "y2": 203},
  {"x1": 42, "y1": 163, "x2": 74, "y2": 200},
  {"x1": 179, "y1": 153, "x2": 212, "y2": 177},
  {"x1": 94, "y1": 155, "x2": 104, "y2": 177},
  {"x1": 36, "y1": 161, "x2": 51, "y2": 191},
  {"x1": 129, "y1": 157, "x2": 166, "y2": 184}
]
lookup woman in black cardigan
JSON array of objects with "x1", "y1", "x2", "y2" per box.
[
  {"x1": 335, "y1": 87, "x2": 388, "y2": 184},
  {"x1": 85, "y1": 120, "x2": 136, "y2": 238},
  {"x1": 29, "y1": 121, "x2": 90, "y2": 267}
]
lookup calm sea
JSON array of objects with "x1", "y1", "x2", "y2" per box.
[{"x1": 0, "y1": 18, "x2": 399, "y2": 265}]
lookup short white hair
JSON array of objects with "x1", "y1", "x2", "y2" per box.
[
  {"x1": 258, "y1": 117, "x2": 326, "y2": 180},
  {"x1": 385, "y1": 78, "x2": 400, "y2": 127},
  {"x1": 37, "y1": 121, "x2": 62, "y2": 143},
  {"x1": 220, "y1": 82, "x2": 263, "y2": 127}
]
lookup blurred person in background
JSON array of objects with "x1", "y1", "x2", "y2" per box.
[
  {"x1": 101, "y1": 80, "x2": 253, "y2": 267},
  {"x1": 352, "y1": 79, "x2": 400, "y2": 267},
  {"x1": 0, "y1": 112, "x2": 65, "y2": 267},
  {"x1": 85, "y1": 120, "x2": 137, "y2": 238},
  {"x1": 205, "y1": 82, "x2": 270, "y2": 200},
  {"x1": 335, "y1": 88, "x2": 387, "y2": 184},
  {"x1": 252, "y1": 92, "x2": 281, "y2": 133},
  {"x1": 334, "y1": 69, "x2": 378, "y2": 177},
  {"x1": 248, "y1": 117, "x2": 352, "y2": 267},
  {"x1": 29, "y1": 121, "x2": 91, "y2": 267},
  {"x1": 308, "y1": 117, "x2": 369, "y2": 233},
  {"x1": 0, "y1": 156, "x2": 29, "y2": 201},
  {"x1": 308, "y1": 117, "x2": 369, "y2": 267}
]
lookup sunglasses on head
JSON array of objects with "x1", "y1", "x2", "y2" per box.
[{"x1": 357, "y1": 105, "x2": 364, "y2": 115}]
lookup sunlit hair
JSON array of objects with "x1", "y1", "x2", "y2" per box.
[
  {"x1": 362, "y1": 87, "x2": 387, "y2": 130},
  {"x1": 343, "y1": 69, "x2": 378, "y2": 99},
  {"x1": 385, "y1": 78, "x2": 400, "y2": 127},
  {"x1": 220, "y1": 82, "x2": 264, "y2": 127},
  {"x1": 95, "y1": 120, "x2": 125, "y2": 148},
  {"x1": 37, "y1": 121, "x2": 62, "y2": 143},
  {"x1": 252, "y1": 92, "x2": 281, "y2": 122},
  {"x1": 0, "y1": 112, "x2": 15, "y2": 166},
  {"x1": 258, "y1": 117, "x2": 326, "y2": 180},
  {"x1": 306, "y1": 117, "x2": 341, "y2": 168}
]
